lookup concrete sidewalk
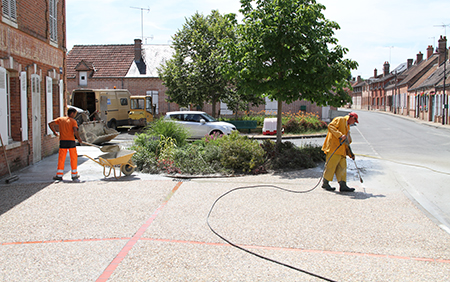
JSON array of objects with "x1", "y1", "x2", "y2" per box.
[{"x1": 0, "y1": 146, "x2": 449, "y2": 281}]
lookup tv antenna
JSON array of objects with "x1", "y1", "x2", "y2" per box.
[
  {"x1": 130, "y1": 6, "x2": 150, "y2": 41},
  {"x1": 385, "y1": 46, "x2": 394, "y2": 63},
  {"x1": 434, "y1": 23, "x2": 450, "y2": 36}
]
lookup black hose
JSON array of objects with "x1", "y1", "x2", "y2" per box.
[{"x1": 206, "y1": 142, "x2": 345, "y2": 281}]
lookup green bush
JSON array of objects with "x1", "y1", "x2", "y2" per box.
[
  {"x1": 261, "y1": 140, "x2": 325, "y2": 170},
  {"x1": 143, "y1": 117, "x2": 189, "y2": 147},
  {"x1": 213, "y1": 131, "x2": 265, "y2": 173},
  {"x1": 131, "y1": 117, "x2": 324, "y2": 175}
]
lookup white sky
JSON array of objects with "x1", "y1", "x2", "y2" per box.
[{"x1": 66, "y1": 0, "x2": 450, "y2": 79}]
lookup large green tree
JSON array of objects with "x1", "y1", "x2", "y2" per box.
[
  {"x1": 158, "y1": 10, "x2": 238, "y2": 117},
  {"x1": 222, "y1": 0, "x2": 358, "y2": 144}
]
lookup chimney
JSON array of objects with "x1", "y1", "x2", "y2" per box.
[
  {"x1": 383, "y1": 61, "x2": 390, "y2": 76},
  {"x1": 438, "y1": 36, "x2": 447, "y2": 65},
  {"x1": 427, "y1": 45, "x2": 434, "y2": 59},
  {"x1": 407, "y1": 59, "x2": 413, "y2": 69},
  {"x1": 374, "y1": 68, "x2": 377, "y2": 78},
  {"x1": 134, "y1": 39, "x2": 146, "y2": 74},
  {"x1": 357, "y1": 75, "x2": 361, "y2": 83},
  {"x1": 416, "y1": 52, "x2": 423, "y2": 64},
  {"x1": 134, "y1": 39, "x2": 142, "y2": 62}
]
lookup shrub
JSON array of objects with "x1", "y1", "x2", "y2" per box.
[
  {"x1": 144, "y1": 117, "x2": 189, "y2": 147},
  {"x1": 210, "y1": 131, "x2": 265, "y2": 173},
  {"x1": 283, "y1": 118, "x2": 301, "y2": 133},
  {"x1": 261, "y1": 140, "x2": 325, "y2": 170}
]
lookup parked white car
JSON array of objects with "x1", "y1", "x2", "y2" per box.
[{"x1": 164, "y1": 111, "x2": 237, "y2": 138}]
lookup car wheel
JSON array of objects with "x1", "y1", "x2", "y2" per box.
[{"x1": 209, "y1": 130, "x2": 223, "y2": 137}]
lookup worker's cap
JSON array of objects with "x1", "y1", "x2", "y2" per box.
[{"x1": 349, "y1": 112, "x2": 359, "y2": 123}]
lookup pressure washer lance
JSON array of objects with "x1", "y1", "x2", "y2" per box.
[{"x1": 345, "y1": 139, "x2": 363, "y2": 183}]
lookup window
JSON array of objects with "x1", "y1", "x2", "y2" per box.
[
  {"x1": 49, "y1": 0, "x2": 57, "y2": 42},
  {"x1": 79, "y1": 71, "x2": 87, "y2": 86},
  {"x1": 220, "y1": 102, "x2": 233, "y2": 115},
  {"x1": 146, "y1": 90, "x2": 159, "y2": 114},
  {"x1": 265, "y1": 97, "x2": 277, "y2": 115},
  {"x1": 120, "y1": 98, "x2": 128, "y2": 106},
  {"x1": 0, "y1": 67, "x2": 10, "y2": 144},
  {"x1": 2, "y1": 0, "x2": 17, "y2": 22}
]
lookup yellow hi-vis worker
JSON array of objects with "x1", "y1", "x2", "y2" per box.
[
  {"x1": 48, "y1": 108, "x2": 83, "y2": 181},
  {"x1": 321, "y1": 112, "x2": 358, "y2": 192}
]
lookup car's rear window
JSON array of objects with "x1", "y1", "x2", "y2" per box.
[{"x1": 168, "y1": 114, "x2": 183, "y2": 121}]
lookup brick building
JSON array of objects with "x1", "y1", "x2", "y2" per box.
[
  {"x1": 1, "y1": 0, "x2": 66, "y2": 178},
  {"x1": 349, "y1": 36, "x2": 449, "y2": 125}
]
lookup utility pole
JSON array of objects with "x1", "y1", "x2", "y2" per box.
[
  {"x1": 130, "y1": 6, "x2": 150, "y2": 41},
  {"x1": 433, "y1": 24, "x2": 450, "y2": 125}
]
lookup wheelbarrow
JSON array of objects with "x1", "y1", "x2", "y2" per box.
[{"x1": 84, "y1": 149, "x2": 136, "y2": 179}]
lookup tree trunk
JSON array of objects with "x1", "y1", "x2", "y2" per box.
[
  {"x1": 212, "y1": 96, "x2": 217, "y2": 118},
  {"x1": 276, "y1": 99, "x2": 283, "y2": 146}
]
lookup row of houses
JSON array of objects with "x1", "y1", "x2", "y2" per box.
[{"x1": 351, "y1": 35, "x2": 450, "y2": 125}]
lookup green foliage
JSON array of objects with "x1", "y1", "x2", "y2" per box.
[
  {"x1": 158, "y1": 10, "x2": 239, "y2": 117},
  {"x1": 144, "y1": 117, "x2": 190, "y2": 147},
  {"x1": 212, "y1": 131, "x2": 265, "y2": 173},
  {"x1": 132, "y1": 117, "x2": 323, "y2": 175},
  {"x1": 222, "y1": 0, "x2": 358, "y2": 144},
  {"x1": 260, "y1": 140, "x2": 325, "y2": 170}
]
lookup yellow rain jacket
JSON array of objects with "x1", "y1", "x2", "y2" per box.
[{"x1": 321, "y1": 115, "x2": 352, "y2": 157}]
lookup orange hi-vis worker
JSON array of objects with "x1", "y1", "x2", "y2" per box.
[{"x1": 48, "y1": 108, "x2": 83, "y2": 181}]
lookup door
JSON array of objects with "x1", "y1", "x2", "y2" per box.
[
  {"x1": 100, "y1": 95, "x2": 107, "y2": 122},
  {"x1": 31, "y1": 74, "x2": 41, "y2": 163}
]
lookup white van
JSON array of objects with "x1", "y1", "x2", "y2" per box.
[{"x1": 71, "y1": 89, "x2": 131, "y2": 129}]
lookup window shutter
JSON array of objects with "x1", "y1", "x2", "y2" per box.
[
  {"x1": 46, "y1": 77, "x2": 53, "y2": 135},
  {"x1": 10, "y1": 0, "x2": 17, "y2": 20},
  {"x1": 0, "y1": 67, "x2": 8, "y2": 144},
  {"x1": 20, "y1": 72, "x2": 28, "y2": 141},
  {"x1": 49, "y1": 0, "x2": 57, "y2": 41},
  {"x1": 59, "y1": 79, "x2": 64, "y2": 117},
  {"x1": 2, "y1": 0, "x2": 17, "y2": 20}
]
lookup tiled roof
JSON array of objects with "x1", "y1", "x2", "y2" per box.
[
  {"x1": 408, "y1": 64, "x2": 439, "y2": 91},
  {"x1": 66, "y1": 45, "x2": 135, "y2": 78},
  {"x1": 412, "y1": 60, "x2": 450, "y2": 90},
  {"x1": 397, "y1": 54, "x2": 438, "y2": 87}
]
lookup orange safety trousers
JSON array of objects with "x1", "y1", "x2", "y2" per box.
[{"x1": 56, "y1": 148, "x2": 78, "y2": 178}]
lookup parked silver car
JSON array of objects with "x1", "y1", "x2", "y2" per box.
[{"x1": 164, "y1": 111, "x2": 237, "y2": 138}]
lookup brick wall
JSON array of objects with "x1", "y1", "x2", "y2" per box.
[{"x1": 0, "y1": 0, "x2": 66, "y2": 178}]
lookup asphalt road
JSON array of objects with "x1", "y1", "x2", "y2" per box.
[{"x1": 345, "y1": 110, "x2": 450, "y2": 233}]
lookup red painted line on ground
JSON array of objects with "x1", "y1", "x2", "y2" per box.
[
  {"x1": 95, "y1": 181, "x2": 183, "y2": 282},
  {"x1": 1, "y1": 234, "x2": 449, "y2": 266}
]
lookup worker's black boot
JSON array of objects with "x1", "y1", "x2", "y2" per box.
[
  {"x1": 322, "y1": 179, "x2": 335, "y2": 191},
  {"x1": 339, "y1": 181, "x2": 355, "y2": 192}
]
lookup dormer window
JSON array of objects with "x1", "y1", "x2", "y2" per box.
[{"x1": 79, "y1": 71, "x2": 87, "y2": 86}]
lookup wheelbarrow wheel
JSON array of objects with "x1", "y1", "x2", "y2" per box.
[{"x1": 121, "y1": 163, "x2": 135, "y2": 176}]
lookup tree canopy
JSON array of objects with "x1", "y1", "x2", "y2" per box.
[
  {"x1": 222, "y1": 0, "x2": 358, "y2": 144},
  {"x1": 158, "y1": 10, "x2": 238, "y2": 117}
]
